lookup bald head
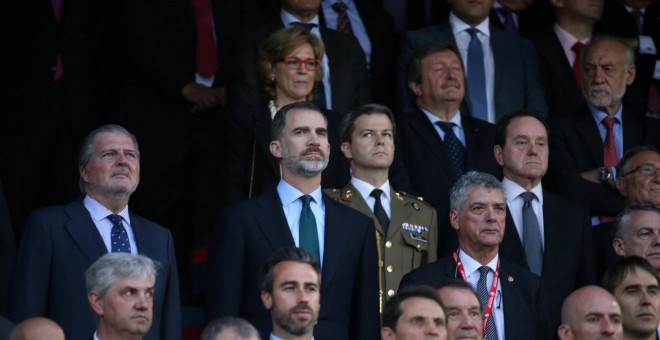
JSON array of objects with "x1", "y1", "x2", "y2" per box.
[
  {"x1": 558, "y1": 286, "x2": 622, "y2": 339},
  {"x1": 10, "y1": 317, "x2": 65, "y2": 340}
]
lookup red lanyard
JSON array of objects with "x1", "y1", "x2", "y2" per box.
[{"x1": 452, "y1": 248, "x2": 500, "y2": 335}]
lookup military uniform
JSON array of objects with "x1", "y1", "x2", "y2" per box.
[{"x1": 325, "y1": 183, "x2": 438, "y2": 304}]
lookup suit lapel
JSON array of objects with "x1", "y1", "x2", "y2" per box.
[
  {"x1": 463, "y1": 116, "x2": 488, "y2": 171},
  {"x1": 540, "y1": 192, "x2": 563, "y2": 278},
  {"x1": 321, "y1": 194, "x2": 353, "y2": 287},
  {"x1": 622, "y1": 109, "x2": 643, "y2": 150},
  {"x1": 339, "y1": 183, "x2": 382, "y2": 232},
  {"x1": 574, "y1": 110, "x2": 603, "y2": 165},
  {"x1": 408, "y1": 110, "x2": 455, "y2": 178},
  {"x1": 539, "y1": 29, "x2": 583, "y2": 102},
  {"x1": 255, "y1": 190, "x2": 295, "y2": 251},
  {"x1": 501, "y1": 207, "x2": 528, "y2": 269},
  {"x1": 499, "y1": 261, "x2": 519, "y2": 339},
  {"x1": 64, "y1": 200, "x2": 108, "y2": 263}
]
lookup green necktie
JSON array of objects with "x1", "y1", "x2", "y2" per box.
[{"x1": 299, "y1": 195, "x2": 320, "y2": 260}]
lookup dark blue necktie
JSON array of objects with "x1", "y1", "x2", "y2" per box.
[
  {"x1": 436, "y1": 121, "x2": 465, "y2": 178},
  {"x1": 466, "y1": 28, "x2": 488, "y2": 122},
  {"x1": 477, "y1": 266, "x2": 498, "y2": 339},
  {"x1": 299, "y1": 195, "x2": 320, "y2": 260},
  {"x1": 520, "y1": 192, "x2": 543, "y2": 275},
  {"x1": 108, "y1": 214, "x2": 131, "y2": 253}
]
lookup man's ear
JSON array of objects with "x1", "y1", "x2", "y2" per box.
[
  {"x1": 494, "y1": 145, "x2": 505, "y2": 167},
  {"x1": 340, "y1": 142, "x2": 353, "y2": 160},
  {"x1": 613, "y1": 238, "x2": 626, "y2": 257},
  {"x1": 88, "y1": 291, "x2": 104, "y2": 316},
  {"x1": 261, "y1": 291, "x2": 273, "y2": 310},
  {"x1": 449, "y1": 209, "x2": 461, "y2": 231},
  {"x1": 557, "y1": 324, "x2": 573, "y2": 340},
  {"x1": 270, "y1": 141, "x2": 283, "y2": 159}
]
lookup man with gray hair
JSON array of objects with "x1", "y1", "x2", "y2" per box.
[
  {"x1": 201, "y1": 317, "x2": 259, "y2": 340},
  {"x1": 86, "y1": 253, "x2": 157, "y2": 340},
  {"x1": 7, "y1": 124, "x2": 180, "y2": 339},
  {"x1": 613, "y1": 204, "x2": 660, "y2": 270},
  {"x1": 400, "y1": 171, "x2": 551, "y2": 339}
]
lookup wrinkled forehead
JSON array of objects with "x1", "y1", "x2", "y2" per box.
[
  {"x1": 284, "y1": 109, "x2": 327, "y2": 130},
  {"x1": 584, "y1": 41, "x2": 628, "y2": 66}
]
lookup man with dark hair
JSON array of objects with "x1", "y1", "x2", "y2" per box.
[
  {"x1": 612, "y1": 204, "x2": 660, "y2": 270},
  {"x1": 400, "y1": 171, "x2": 551, "y2": 339},
  {"x1": 207, "y1": 102, "x2": 379, "y2": 339},
  {"x1": 381, "y1": 285, "x2": 447, "y2": 340},
  {"x1": 437, "y1": 280, "x2": 483, "y2": 340},
  {"x1": 390, "y1": 43, "x2": 500, "y2": 255},
  {"x1": 86, "y1": 253, "x2": 158, "y2": 340},
  {"x1": 494, "y1": 109, "x2": 595, "y2": 331},
  {"x1": 326, "y1": 103, "x2": 438, "y2": 304},
  {"x1": 7, "y1": 124, "x2": 180, "y2": 340},
  {"x1": 259, "y1": 247, "x2": 321, "y2": 340},
  {"x1": 558, "y1": 285, "x2": 623, "y2": 339},
  {"x1": 602, "y1": 256, "x2": 660, "y2": 340},
  {"x1": 201, "y1": 317, "x2": 259, "y2": 340}
]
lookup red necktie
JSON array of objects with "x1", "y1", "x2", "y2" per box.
[
  {"x1": 602, "y1": 117, "x2": 619, "y2": 167},
  {"x1": 332, "y1": 2, "x2": 353, "y2": 35},
  {"x1": 192, "y1": 0, "x2": 218, "y2": 77},
  {"x1": 571, "y1": 42, "x2": 585, "y2": 90}
]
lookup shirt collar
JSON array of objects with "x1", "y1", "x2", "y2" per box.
[
  {"x1": 459, "y1": 247, "x2": 499, "y2": 276},
  {"x1": 421, "y1": 108, "x2": 464, "y2": 128},
  {"x1": 83, "y1": 195, "x2": 131, "y2": 224},
  {"x1": 449, "y1": 12, "x2": 490, "y2": 37},
  {"x1": 281, "y1": 9, "x2": 320, "y2": 27},
  {"x1": 350, "y1": 177, "x2": 391, "y2": 202},
  {"x1": 553, "y1": 23, "x2": 590, "y2": 52},
  {"x1": 588, "y1": 102, "x2": 623, "y2": 123},
  {"x1": 501, "y1": 177, "x2": 543, "y2": 205},
  {"x1": 277, "y1": 179, "x2": 324, "y2": 208}
]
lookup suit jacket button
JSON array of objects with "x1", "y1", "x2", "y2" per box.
[
  {"x1": 386, "y1": 265, "x2": 393, "y2": 272},
  {"x1": 385, "y1": 241, "x2": 392, "y2": 248},
  {"x1": 387, "y1": 289, "x2": 395, "y2": 297}
]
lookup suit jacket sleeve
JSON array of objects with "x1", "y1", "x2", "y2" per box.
[
  {"x1": 6, "y1": 211, "x2": 52, "y2": 322},
  {"x1": 351, "y1": 218, "x2": 380, "y2": 339},
  {"x1": 206, "y1": 207, "x2": 246, "y2": 319}
]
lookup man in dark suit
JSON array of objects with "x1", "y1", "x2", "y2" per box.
[
  {"x1": 325, "y1": 103, "x2": 438, "y2": 304},
  {"x1": 493, "y1": 110, "x2": 595, "y2": 331},
  {"x1": 534, "y1": 0, "x2": 602, "y2": 117},
  {"x1": 546, "y1": 36, "x2": 660, "y2": 222},
  {"x1": 206, "y1": 102, "x2": 379, "y2": 339},
  {"x1": 557, "y1": 286, "x2": 623, "y2": 339},
  {"x1": 595, "y1": 0, "x2": 660, "y2": 117},
  {"x1": 400, "y1": 171, "x2": 552, "y2": 340},
  {"x1": 86, "y1": 253, "x2": 158, "y2": 340},
  {"x1": 396, "y1": 0, "x2": 547, "y2": 120},
  {"x1": 230, "y1": 0, "x2": 371, "y2": 115},
  {"x1": 320, "y1": 0, "x2": 397, "y2": 108},
  {"x1": 6, "y1": 125, "x2": 181, "y2": 340},
  {"x1": 390, "y1": 42, "x2": 501, "y2": 255}
]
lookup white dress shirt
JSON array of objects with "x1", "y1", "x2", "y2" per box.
[
  {"x1": 83, "y1": 195, "x2": 138, "y2": 254},
  {"x1": 501, "y1": 178, "x2": 545, "y2": 248},
  {"x1": 421, "y1": 108, "x2": 467, "y2": 146},
  {"x1": 351, "y1": 177, "x2": 392, "y2": 219},
  {"x1": 322, "y1": 0, "x2": 372, "y2": 69}
]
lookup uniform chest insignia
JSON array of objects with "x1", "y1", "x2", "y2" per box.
[{"x1": 402, "y1": 222, "x2": 429, "y2": 233}]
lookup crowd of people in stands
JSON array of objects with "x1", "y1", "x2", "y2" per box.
[{"x1": 1, "y1": 0, "x2": 660, "y2": 338}]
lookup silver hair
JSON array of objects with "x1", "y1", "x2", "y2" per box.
[
  {"x1": 613, "y1": 203, "x2": 660, "y2": 239},
  {"x1": 201, "y1": 317, "x2": 259, "y2": 340},
  {"x1": 78, "y1": 124, "x2": 140, "y2": 193},
  {"x1": 582, "y1": 35, "x2": 636, "y2": 67},
  {"x1": 85, "y1": 253, "x2": 157, "y2": 298},
  {"x1": 449, "y1": 171, "x2": 505, "y2": 214}
]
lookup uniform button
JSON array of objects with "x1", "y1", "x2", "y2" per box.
[
  {"x1": 385, "y1": 241, "x2": 392, "y2": 248},
  {"x1": 386, "y1": 265, "x2": 393, "y2": 272},
  {"x1": 387, "y1": 289, "x2": 395, "y2": 297},
  {"x1": 416, "y1": 244, "x2": 421, "y2": 249}
]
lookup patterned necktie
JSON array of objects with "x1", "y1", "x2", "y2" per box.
[
  {"x1": 370, "y1": 189, "x2": 390, "y2": 234},
  {"x1": 497, "y1": 7, "x2": 517, "y2": 33},
  {"x1": 191, "y1": 0, "x2": 218, "y2": 77},
  {"x1": 299, "y1": 195, "x2": 320, "y2": 259},
  {"x1": 571, "y1": 42, "x2": 585, "y2": 91},
  {"x1": 108, "y1": 214, "x2": 131, "y2": 253},
  {"x1": 477, "y1": 266, "x2": 498, "y2": 339},
  {"x1": 631, "y1": 9, "x2": 643, "y2": 33},
  {"x1": 290, "y1": 21, "x2": 318, "y2": 32},
  {"x1": 602, "y1": 117, "x2": 619, "y2": 167},
  {"x1": 520, "y1": 192, "x2": 543, "y2": 276},
  {"x1": 436, "y1": 121, "x2": 465, "y2": 178},
  {"x1": 332, "y1": 2, "x2": 353, "y2": 34},
  {"x1": 466, "y1": 28, "x2": 488, "y2": 122}
]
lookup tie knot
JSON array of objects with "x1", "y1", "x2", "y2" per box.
[
  {"x1": 436, "y1": 121, "x2": 456, "y2": 133},
  {"x1": 602, "y1": 116, "x2": 618, "y2": 130},
  {"x1": 631, "y1": 8, "x2": 642, "y2": 19},
  {"x1": 497, "y1": 7, "x2": 514, "y2": 16},
  {"x1": 107, "y1": 214, "x2": 122, "y2": 225},
  {"x1": 300, "y1": 195, "x2": 313, "y2": 206},
  {"x1": 332, "y1": 1, "x2": 348, "y2": 13},
  {"x1": 370, "y1": 189, "x2": 383, "y2": 199},
  {"x1": 466, "y1": 28, "x2": 480, "y2": 38},
  {"x1": 478, "y1": 265, "x2": 490, "y2": 277},
  {"x1": 571, "y1": 41, "x2": 585, "y2": 54},
  {"x1": 520, "y1": 191, "x2": 536, "y2": 204},
  {"x1": 290, "y1": 21, "x2": 318, "y2": 31}
]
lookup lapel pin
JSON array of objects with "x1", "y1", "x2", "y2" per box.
[
  {"x1": 412, "y1": 202, "x2": 420, "y2": 211},
  {"x1": 508, "y1": 276, "x2": 514, "y2": 282}
]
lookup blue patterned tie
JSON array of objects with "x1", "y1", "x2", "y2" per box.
[
  {"x1": 466, "y1": 28, "x2": 488, "y2": 122},
  {"x1": 299, "y1": 195, "x2": 320, "y2": 260},
  {"x1": 520, "y1": 192, "x2": 543, "y2": 275},
  {"x1": 436, "y1": 121, "x2": 465, "y2": 178},
  {"x1": 477, "y1": 266, "x2": 498, "y2": 340},
  {"x1": 108, "y1": 214, "x2": 131, "y2": 253}
]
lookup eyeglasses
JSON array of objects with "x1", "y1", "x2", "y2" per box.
[
  {"x1": 621, "y1": 164, "x2": 660, "y2": 177},
  {"x1": 277, "y1": 57, "x2": 321, "y2": 70}
]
